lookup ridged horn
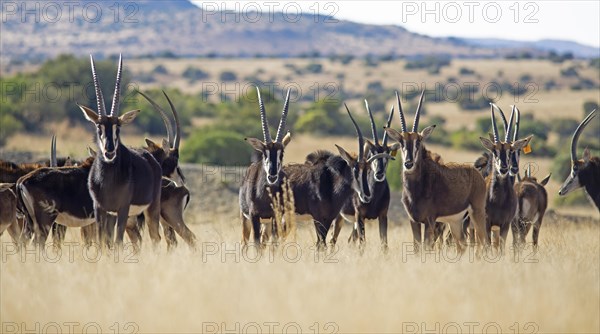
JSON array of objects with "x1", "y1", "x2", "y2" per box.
[
  {"x1": 163, "y1": 91, "x2": 181, "y2": 150},
  {"x1": 345, "y1": 103, "x2": 364, "y2": 161},
  {"x1": 396, "y1": 91, "x2": 407, "y2": 133},
  {"x1": 364, "y1": 99, "x2": 379, "y2": 146},
  {"x1": 256, "y1": 87, "x2": 272, "y2": 143},
  {"x1": 382, "y1": 105, "x2": 394, "y2": 146},
  {"x1": 137, "y1": 90, "x2": 173, "y2": 147},
  {"x1": 109, "y1": 54, "x2": 123, "y2": 116},
  {"x1": 89, "y1": 55, "x2": 107, "y2": 116},
  {"x1": 412, "y1": 90, "x2": 425, "y2": 132},
  {"x1": 275, "y1": 89, "x2": 291, "y2": 143},
  {"x1": 571, "y1": 109, "x2": 597, "y2": 161},
  {"x1": 489, "y1": 103, "x2": 500, "y2": 143}
]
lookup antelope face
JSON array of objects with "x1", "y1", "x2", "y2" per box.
[
  {"x1": 337, "y1": 145, "x2": 372, "y2": 204},
  {"x1": 559, "y1": 149, "x2": 591, "y2": 196},
  {"x1": 246, "y1": 133, "x2": 291, "y2": 185},
  {"x1": 79, "y1": 105, "x2": 140, "y2": 163},
  {"x1": 480, "y1": 137, "x2": 531, "y2": 178},
  {"x1": 146, "y1": 138, "x2": 185, "y2": 186},
  {"x1": 383, "y1": 126, "x2": 435, "y2": 173},
  {"x1": 365, "y1": 141, "x2": 400, "y2": 182}
]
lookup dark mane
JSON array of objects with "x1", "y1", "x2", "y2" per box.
[{"x1": 305, "y1": 150, "x2": 334, "y2": 165}]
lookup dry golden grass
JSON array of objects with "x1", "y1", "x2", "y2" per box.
[{"x1": 2, "y1": 216, "x2": 599, "y2": 333}]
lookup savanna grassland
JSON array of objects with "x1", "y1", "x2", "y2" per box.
[{"x1": 1, "y1": 56, "x2": 599, "y2": 333}]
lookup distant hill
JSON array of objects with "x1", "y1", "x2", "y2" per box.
[
  {"x1": 463, "y1": 38, "x2": 599, "y2": 58},
  {"x1": 0, "y1": 0, "x2": 597, "y2": 61}
]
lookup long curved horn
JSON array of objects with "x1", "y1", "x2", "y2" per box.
[
  {"x1": 256, "y1": 87, "x2": 272, "y2": 143},
  {"x1": 505, "y1": 105, "x2": 515, "y2": 142},
  {"x1": 493, "y1": 104, "x2": 509, "y2": 139},
  {"x1": 525, "y1": 164, "x2": 531, "y2": 178},
  {"x1": 50, "y1": 135, "x2": 57, "y2": 167},
  {"x1": 344, "y1": 103, "x2": 364, "y2": 161},
  {"x1": 163, "y1": 91, "x2": 181, "y2": 150},
  {"x1": 396, "y1": 91, "x2": 407, "y2": 133},
  {"x1": 109, "y1": 54, "x2": 123, "y2": 116},
  {"x1": 275, "y1": 88, "x2": 291, "y2": 143},
  {"x1": 412, "y1": 90, "x2": 425, "y2": 132},
  {"x1": 137, "y1": 90, "x2": 173, "y2": 147},
  {"x1": 571, "y1": 109, "x2": 597, "y2": 161},
  {"x1": 364, "y1": 99, "x2": 379, "y2": 146},
  {"x1": 382, "y1": 105, "x2": 394, "y2": 146},
  {"x1": 89, "y1": 55, "x2": 107, "y2": 116},
  {"x1": 489, "y1": 103, "x2": 500, "y2": 143},
  {"x1": 513, "y1": 105, "x2": 521, "y2": 142}
]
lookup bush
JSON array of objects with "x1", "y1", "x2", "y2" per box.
[
  {"x1": 554, "y1": 189, "x2": 592, "y2": 207},
  {"x1": 386, "y1": 158, "x2": 403, "y2": 191},
  {"x1": 305, "y1": 63, "x2": 323, "y2": 74},
  {"x1": 182, "y1": 66, "x2": 209, "y2": 82},
  {"x1": 219, "y1": 71, "x2": 237, "y2": 82},
  {"x1": 405, "y1": 56, "x2": 451, "y2": 73},
  {"x1": 0, "y1": 113, "x2": 24, "y2": 146},
  {"x1": 560, "y1": 66, "x2": 578, "y2": 77},
  {"x1": 459, "y1": 67, "x2": 475, "y2": 75},
  {"x1": 152, "y1": 65, "x2": 168, "y2": 74},
  {"x1": 181, "y1": 128, "x2": 251, "y2": 165}
]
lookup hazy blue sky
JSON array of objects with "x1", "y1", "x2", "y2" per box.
[{"x1": 192, "y1": 1, "x2": 600, "y2": 48}]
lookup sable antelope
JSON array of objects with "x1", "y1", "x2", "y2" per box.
[
  {"x1": 239, "y1": 87, "x2": 291, "y2": 247},
  {"x1": 283, "y1": 104, "x2": 391, "y2": 250},
  {"x1": 512, "y1": 165, "x2": 551, "y2": 251},
  {"x1": 0, "y1": 183, "x2": 23, "y2": 245},
  {"x1": 384, "y1": 91, "x2": 490, "y2": 253},
  {"x1": 479, "y1": 104, "x2": 532, "y2": 252},
  {"x1": 558, "y1": 109, "x2": 599, "y2": 209},
  {"x1": 21, "y1": 143, "x2": 195, "y2": 250},
  {"x1": 79, "y1": 54, "x2": 162, "y2": 247},
  {"x1": 331, "y1": 98, "x2": 398, "y2": 252},
  {"x1": 463, "y1": 105, "x2": 532, "y2": 243}
]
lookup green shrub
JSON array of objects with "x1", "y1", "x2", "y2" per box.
[
  {"x1": 183, "y1": 66, "x2": 209, "y2": 82},
  {"x1": 152, "y1": 65, "x2": 168, "y2": 74},
  {"x1": 181, "y1": 128, "x2": 251, "y2": 165},
  {"x1": 386, "y1": 158, "x2": 403, "y2": 191},
  {"x1": 554, "y1": 189, "x2": 592, "y2": 207},
  {"x1": 219, "y1": 71, "x2": 237, "y2": 82}
]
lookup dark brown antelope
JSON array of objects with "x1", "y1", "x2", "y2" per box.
[
  {"x1": 558, "y1": 109, "x2": 599, "y2": 209},
  {"x1": 239, "y1": 87, "x2": 291, "y2": 247},
  {"x1": 479, "y1": 104, "x2": 532, "y2": 252},
  {"x1": 0, "y1": 183, "x2": 23, "y2": 245},
  {"x1": 79, "y1": 54, "x2": 162, "y2": 247},
  {"x1": 331, "y1": 97, "x2": 398, "y2": 252},
  {"x1": 512, "y1": 165, "x2": 551, "y2": 251},
  {"x1": 284, "y1": 104, "x2": 392, "y2": 250},
  {"x1": 384, "y1": 91, "x2": 490, "y2": 253}
]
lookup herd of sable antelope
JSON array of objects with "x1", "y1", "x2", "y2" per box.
[{"x1": 0, "y1": 55, "x2": 598, "y2": 257}]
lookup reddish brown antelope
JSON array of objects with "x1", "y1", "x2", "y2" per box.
[
  {"x1": 384, "y1": 91, "x2": 490, "y2": 253},
  {"x1": 558, "y1": 109, "x2": 599, "y2": 210},
  {"x1": 239, "y1": 87, "x2": 292, "y2": 247},
  {"x1": 479, "y1": 104, "x2": 532, "y2": 252},
  {"x1": 331, "y1": 98, "x2": 398, "y2": 253},
  {"x1": 284, "y1": 104, "x2": 392, "y2": 250},
  {"x1": 512, "y1": 165, "x2": 551, "y2": 251},
  {"x1": 79, "y1": 55, "x2": 162, "y2": 247}
]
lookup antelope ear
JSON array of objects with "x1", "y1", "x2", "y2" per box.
[
  {"x1": 540, "y1": 173, "x2": 551, "y2": 186},
  {"x1": 388, "y1": 142, "x2": 401, "y2": 152},
  {"x1": 480, "y1": 137, "x2": 495, "y2": 151},
  {"x1": 87, "y1": 146, "x2": 97, "y2": 157},
  {"x1": 119, "y1": 110, "x2": 140, "y2": 125},
  {"x1": 583, "y1": 147, "x2": 591, "y2": 163},
  {"x1": 0, "y1": 183, "x2": 13, "y2": 191},
  {"x1": 245, "y1": 137, "x2": 266, "y2": 152},
  {"x1": 513, "y1": 135, "x2": 533, "y2": 151},
  {"x1": 161, "y1": 138, "x2": 171, "y2": 152},
  {"x1": 335, "y1": 144, "x2": 355, "y2": 166},
  {"x1": 78, "y1": 104, "x2": 99, "y2": 123},
  {"x1": 420, "y1": 125, "x2": 436, "y2": 140},
  {"x1": 282, "y1": 131, "x2": 292, "y2": 147},
  {"x1": 145, "y1": 138, "x2": 161, "y2": 151},
  {"x1": 383, "y1": 127, "x2": 403, "y2": 144},
  {"x1": 364, "y1": 139, "x2": 375, "y2": 152}
]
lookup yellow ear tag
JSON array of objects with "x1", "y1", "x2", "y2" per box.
[
  {"x1": 391, "y1": 150, "x2": 398, "y2": 157},
  {"x1": 523, "y1": 144, "x2": 532, "y2": 154}
]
